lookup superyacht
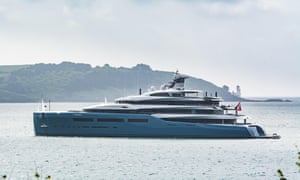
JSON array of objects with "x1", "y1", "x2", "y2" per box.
[{"x1": 33, "y1": 72, "x2": 279, "y2": 138}]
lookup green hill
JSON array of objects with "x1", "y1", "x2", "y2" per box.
[{"x1": 0, "y1": 62, "x2": 242, "y2": 102}]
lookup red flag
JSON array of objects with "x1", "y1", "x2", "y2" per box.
[{"x1": 236, "y1": 102, "x2": 242, "y2": 111}]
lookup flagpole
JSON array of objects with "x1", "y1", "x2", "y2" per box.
[{"x1": 235, "y1": 102, "x2": 241, "y2": 116}]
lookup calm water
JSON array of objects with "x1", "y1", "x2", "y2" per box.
[{"x1": 0, "y1": 101, "x2": 299, "y2": 179}]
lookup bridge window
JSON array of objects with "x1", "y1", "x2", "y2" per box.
[{"x1": 150, "y1": 93, "x2": 170, "y2": 97}]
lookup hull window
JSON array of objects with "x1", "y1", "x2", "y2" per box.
[
  {"x1": 73, "y1": 118, "x2": 94, "y2": 122},
  {"x1": 97, "y1": 118, "x2": 124, "y2": 123},
  {"x1": 162, "y1": 118, "x2": 235, "y2": 124},
  {"x1": 128, "y1": 119, "x2": 148, "y2": 123},
  {"x1": 91, "y1": 126, "x2": 109, "y2": 128}
]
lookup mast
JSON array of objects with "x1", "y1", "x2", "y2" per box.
[
  {"x1": 160, "y1": 71, "x2": 189, "y2": 90},
  {"x1": 171, "y1": 71, "x2": 189, "y2": 90}
]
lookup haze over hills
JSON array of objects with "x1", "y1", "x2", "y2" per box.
[{"x1": 0, "y1": 62, "x2": 243, "y2": 102}]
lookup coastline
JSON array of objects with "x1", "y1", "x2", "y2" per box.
[{"x1": 0, "y1": 97, "x2": 295, "y2": 103}]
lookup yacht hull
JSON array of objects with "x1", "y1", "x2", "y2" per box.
[{"x1": 33, "y1": 112, "x2": 268, "y2": 138}]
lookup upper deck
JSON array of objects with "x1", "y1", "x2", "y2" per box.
[
  {"x1": 116, "y1": 89, "x2": 221, "y2": 106},
  {"x1": 116, "y1": 72, "x2": 222, "y2": 106}
]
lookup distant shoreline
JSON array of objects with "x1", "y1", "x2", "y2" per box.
[
  {"x1": 242, "y1": 98, "x2": 293, "y2": 102},
  {"x1": 0, "y1": 98, "x2": 294, "y2": 103}
]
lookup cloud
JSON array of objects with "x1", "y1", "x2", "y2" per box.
[
  {"x1": 0, "y1": 0, "x2": 299, "y2": 96},
  {"x1": 187, "y1": 0, "x2": 289, "y2": 16}
]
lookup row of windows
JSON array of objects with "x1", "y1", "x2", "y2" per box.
[
  {"x1": 53, "y1": 125, "x2": 117, "y2": 129},
  {"x1": 72, "y1": 117, "x2": 235, "y2": 124},
  {"x1": 116, "y1": 100, "x2": 219, "y2": 106},
  {"x1": 73, "y1": 118, "x2": 148, "y2": 123},
  {"x1": 85, "y1": 108, "x2": 223, "y2": 114},
  {"x1": 149, "y1": 92, "x2": 200, "y2": 97},
  {"x1": 162, "y1": 118, "x2": 236, "y2": 124}
]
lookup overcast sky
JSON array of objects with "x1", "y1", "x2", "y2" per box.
[{"x1": 0, "y1": 0, "x2": 299, "y2": 97}]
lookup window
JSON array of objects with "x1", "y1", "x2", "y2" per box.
[
  {"x1": 97, "y1": 118, "x2": 124, "y2": 122},
  {"x1": 128, "y1": 119, "x2": 148, "y2": 123},
  {"x1": 91, "y1": 126, "x2": 109, "y2": 128},
  {"x1": 73, "y1": 118, "x2": 93, "y2": 122},
  {"x1": 150, "y1": 92, "x2": 170, "y2": 97},
  {"x1": 171, "y1": 92, "x2": 184, "y2": 97},
  {"x1": 184, "y1": 92, "x2": 199, "y2": 97}
]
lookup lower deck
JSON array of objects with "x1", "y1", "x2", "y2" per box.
[{"x1": 33, "y1": 111, "x2": 268, "y2": 138}]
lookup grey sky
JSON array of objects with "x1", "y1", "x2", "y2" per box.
[{"x1": 0, "y1": 0, "x2": 299, "y2": 97}]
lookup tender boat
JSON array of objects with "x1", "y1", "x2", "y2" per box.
[{"x1": 33, "y1": 72, "x2": 280, "y2": 138}]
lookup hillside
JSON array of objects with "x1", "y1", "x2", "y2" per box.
[{"x1": 0, "y1": 62, "x2": 242, "y2": 102}]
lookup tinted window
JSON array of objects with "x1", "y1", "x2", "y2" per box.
[
  {"x1": 97, "y1": 118, "x2": 124, "y2": 122},
  {"x1": 73, "y1": 118, "x2": 93, "y2": 122},
  {"x1": 128, "y1": 119, "x2": 148, "y2": 123}
]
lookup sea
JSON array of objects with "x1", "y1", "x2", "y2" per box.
[{"x1": 0, "y1": 100, "x2": 299, "y2": 180}]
